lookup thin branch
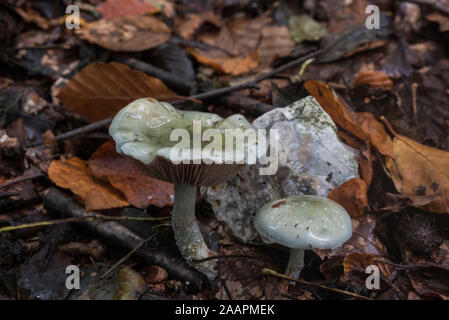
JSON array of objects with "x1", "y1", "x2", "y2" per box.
[
  {"x1": 262, "y1": 268, "x2": 374, "y2": 300},
  {"x1": 0, "y1": 214, "x2": 170, "y2": 235},
  {"x1": 101, "y1": 236, "x2": 154, "y2": 279},
  {"x1": 0, "y1": 170, "x2": 44, "y2": 190}
]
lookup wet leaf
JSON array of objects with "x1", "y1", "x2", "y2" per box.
[
  {"x1": 385, "y1": 134, "x2": 449, "y2": 213},
  {"x1": 75, "y1": 14, "x2": 170, "y2": 52},
  {"x1": 328, "y1": 178, "x2": 368, "y2": 218},
  {"x1": 305, "y1": 80, "x2": 394, "y2": 156},
  {"x1": 48, "y1": 157, "x2": 129, "y2": 211},
  {"x1": 89, "y1": 140, "x2": 174, "y2": 209},
  {"x1": 57, "y1": 62, "x2": 179, "y2": 122}
]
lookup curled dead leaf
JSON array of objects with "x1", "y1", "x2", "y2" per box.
[
  {"x1": 305, "y1": 80, "x2": 393, "y2": 157},
  {"x1": 89, "y1": 140, "x2": 174, "y2": 209},
  {"x1": 328, "y1": 178, "x2": 369, "y2": 218},
  {"x1": 385, "y1": 133, "x2": 449, "y2": 213},
  {"x1": 48, "y1": 157, "x2": 129, "y2": 211},
  {"x1": 97, "y1": 0, "x2": 161, "y2": 19}
]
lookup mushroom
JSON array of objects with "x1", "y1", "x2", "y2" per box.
[
  {"x1": 109, "y1": 98, "x2": 257, "y2": 279},
  {"x1": 254, "y1": 195, "x2": 352, "y2": 278}
]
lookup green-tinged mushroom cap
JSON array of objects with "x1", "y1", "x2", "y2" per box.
[
  {"x1": 109, "y1": 98, "x2": 257, "y2": 186},
  {"x1": 109, "y1": 98, "x2": 259, "y2": 279},
  {"x1": 254, "y1": 195, "x2": 352, "y2": 278}
]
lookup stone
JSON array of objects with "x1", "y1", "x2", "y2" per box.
[{"x1": 203, "y1": 96, "x2": 359, "y2": 244}]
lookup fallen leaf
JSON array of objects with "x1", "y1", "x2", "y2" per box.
[
  {"x1": 425, "y1": 13, "x2": 449, "y2": 32},
  {"x1": 57, "y1": 62, "x2": 179, "y2": 122},
  {"x1": 48, "y1": 157, "x2": 129, "y2": 211},
  {"x1": 143, "y1": 265, "x2": 168, "y2": 284},
  {"x1": 289, "y1": 14, "x2": 326, "y2": 43},
  {"x1": 328, "y1": 178, "x2": 369, "y2": 218},
  {"x1": 75, "y1": 14, "x2": 171, "y2": 52},
  {"x1": 381, "y1": 193, "x2": 443, "y2": 212},
  {"x1": 98, "y1": 0, "x2": 161, "y2": 19},
  {"x1": 320, "y1": 0, "x2": 369, "y2": 34},
  {"x1": 342, "y1": 253, "x2": 396, "y2": 289},
  {"x1": 174, "y1": 12, "x2": 221, "y2": 40},
  {"x1": 89, "y1": 140, "x2": 174, "y2": 209},
  {"x1": 305, "y1": 80, "x2": 393, "y2": 156},
  {"x1": 315, "y1": 214, "x2": 387, "y2": 260},
  {"x1": 353, "y1": 70, "x2": 394, "y2": 90},
  {"x1": 385, "y1": 134, "x2": 449, "y2": 213},
  {"x1": 113, "y1": 266, "x2": 146, "y2": 300},
  {"x1": 189, "y1": 15, "x2": 293, "y2": 75}
]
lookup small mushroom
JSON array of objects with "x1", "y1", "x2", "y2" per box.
[
  {"x1": 254, "y1": 195, "x2": 352, "y2": 278},
  {"x1": 109, "y1": 98, "x2": 257, "y2": 279}
]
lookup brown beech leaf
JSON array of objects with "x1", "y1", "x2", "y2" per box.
[
  {"x1": 353, "y1": 70, "x2": 394, "y2": 90},
  {"x1": 315, "y1": 214, "x2": 387, "y2": 260},
  {"x1": 342, "y1": 253, "x2": 396, "y2": 289},
  {"x1": 328, "y1": 178, "x2": 369, "y2": 218},
  {"x1": 189, "y1": 15, "x2": 293, "y2": 75},
  {"x1": 75, "y1": 14, "x2": 170, "y2": 52},
  {"x1": 48, "y1": 157, "x2": 129, "y2": 211},
  {"x1": 385, "y1": 134, "x2": 449, "y2": 213},
  {"x1": 98, "y1": 0, "x2": 161, "y2": 19},
  {"x1": 174, "y1": 12, "x2": 221, "y2": 40},
  {"x1": 57, "y1": 62, "x2": 179, "y2": 122},
  {"x1": 89, "y1": 140, "x2": 174, "y2": 209},
  {"x1": 381, "y1": 193, "x2": 443, "y2": 212},
  {"x1": 426, "y1": 13, "x2": 449, "y2": 32},
  {"x1": 305, "y1": 80, "x2": 393, "y2": 157}
]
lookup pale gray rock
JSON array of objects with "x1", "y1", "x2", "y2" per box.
[{"x1": 203, "y1": 96, "x2": 359, "y2": 244}]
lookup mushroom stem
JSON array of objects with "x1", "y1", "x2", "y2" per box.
[
  {"x1": 285, "y1": 248, "x2": 305, "y2": 278},
  {"x1": 172, "y1": 184, "x2": 216, "y2": 279}
]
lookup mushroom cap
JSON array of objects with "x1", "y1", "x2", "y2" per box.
[
  {"x1": 109, "y1": 98, "x2": 258, "y2": 186},
  {"x1": 254, "y1": 195, "x2": 352, "y2": 250}
]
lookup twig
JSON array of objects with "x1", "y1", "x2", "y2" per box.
[
  {"x1": 0, "y1": 213, "x2": 170, "y2": 235},
  {"x1": 194, "y1": 254, "x2": 266, "y2": 263},
  {"x1": 398, "y1": 0, "x2": 449, "y2": 16},
  {"x1": 0, "y1": 170, "x2": 44, "y2": 189},
  {"x1": 411, "y1": 82, "x2": 419, "y2": 125},
  {"x1": 115, "y1": 57, "x2": 194, "y2": 94},
  {"x1": 101, "y1": 236, "x2": 154, "y2": 279},
  {"x1": 262, "y1": 268, "x2": 374, "y2": 300},
  {"x1": 373, "y1": 258, "x2": 432, "y2": 270},
  {"x1": 42, "y1": 188, "x2": 205, "y2": 290}
]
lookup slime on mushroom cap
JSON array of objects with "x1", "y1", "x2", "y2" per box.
[{"x1": 254, "y1": 195, "x2": 353, "y2": 250}]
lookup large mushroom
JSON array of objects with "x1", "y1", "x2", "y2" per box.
[
  {"x1": 109, "y1": 98, "x2": 258, "y2": 278},
  {"x1": 254, "y1": 195, "x2": 352, "y2": 278}
]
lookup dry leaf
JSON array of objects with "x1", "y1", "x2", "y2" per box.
[
  {"x1": 98, "y1": 0, "x2": 161, "y2": 19},
  {"x1": 57, "y1": 62, "x2": 179, "y2": 122},
  {"x1": 174, "y1": 12, "x2": 221, "y2": 40},
  {"x1": 342, "y1": 253, "x2": 396, "y2": 288},
  {"x1": 328, "y1": 178, "x2": 368, "y2": 218},
  {"x1": 385, "y1": 134, "x2": 449, "y2": 213},
  {"x1": 315, "y1": 214, "x2": 387, "y2": 260},
  {"x1": 305, "y1": 80, "x2": 393, "y2": 157},
  {"x1": 89, "y1": 140, "x2": 174, "y2": 209},
  {"x1": 320, "y1": 0, "x2": 369, "y2": 34},
  {"x1": 75, "y1": 14, "x2": 170, "y2": 52},
  {"x1": 353, "y1": 70, "x2": 394, "y2": 90},
  {"x1": 143, "y1": 265, "x2": 168, "y2": 284},
  {"x1": 48, "y1": 157, "x2": 129, "y2": 211},
  {"x1": 189, "y1": 15, "x2": 293, "y2": 75}
]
